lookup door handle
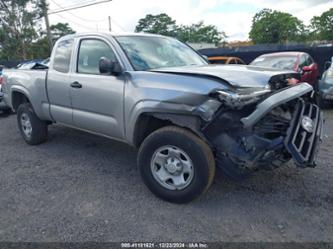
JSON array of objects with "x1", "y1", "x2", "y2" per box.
[{"x1": 70, "y1": 81, "x2": 82, "y2": 88}]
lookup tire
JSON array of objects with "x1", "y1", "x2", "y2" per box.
[
  {"x1": 17, "y1": 103, "x2": 48, "y2": 145},
  {"x1": 138, "y1": 126, "x2": 215, "y2": 203}
]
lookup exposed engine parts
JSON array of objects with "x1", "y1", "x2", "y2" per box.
[{"x1": 202, "y1": 83, "x2": 323, "y2": 180}]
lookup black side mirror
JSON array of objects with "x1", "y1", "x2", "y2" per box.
[
  {"x1": 99, "y1": 57, "x2": 122, "y2": 75},
  {"x1": 324, "y1": 61, "x2": 332, "y2": 71}
]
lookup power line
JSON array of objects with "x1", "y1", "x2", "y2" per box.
[
  {"x1": 53, "y1": 13, "x2": 97, "y2": 31},
  {"x1": 48, "y1": 0, "x2": 107, "y2": 23},
  {"x1": 47, "y1": 0, "x2": 127, "y2": 32},
  {"x1": 48, "y1": 0, "x2": 112, "y2": 15},
  {"x1": 50, "y1": 0, "x2": 99, "y2": 11}
]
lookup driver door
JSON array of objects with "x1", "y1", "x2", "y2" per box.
[{"x1": 70, "y1": 38, "x2": 125, "y2": 140}]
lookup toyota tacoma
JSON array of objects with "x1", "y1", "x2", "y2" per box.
[{"x1": 2, "y1": 33, "x2": 323, "y2": 203}]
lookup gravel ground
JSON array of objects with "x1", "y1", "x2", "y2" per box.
[{"x1": 0, "y1": 109, "x2": 332, "y2": 242}]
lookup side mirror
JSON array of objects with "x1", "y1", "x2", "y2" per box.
[
  {"x1": 99, "y1": 57, "x2": 122, "y2": 75},
  {"x1": 324, "y1": 61, "x2": 332, "y2": 71}
]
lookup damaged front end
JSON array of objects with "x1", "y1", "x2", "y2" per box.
[{"x1": 201, "y1": 83, "x2": 323, "y2": 180}]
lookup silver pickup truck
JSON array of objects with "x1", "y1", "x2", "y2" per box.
[{"x1": 2, "y1": 32, "x2": 323, "y2": 203}]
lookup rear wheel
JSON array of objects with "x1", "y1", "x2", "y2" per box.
[
  {"x1": 17, "y1": 103, "x2": 48, "y2": 145},
  {"x1": 138, "y1": 126, "x2": 215, "y2": 203}
]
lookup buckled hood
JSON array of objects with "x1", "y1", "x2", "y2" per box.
[{"x1": 152, "y1": 64, "x2": 299, "y2": 88}]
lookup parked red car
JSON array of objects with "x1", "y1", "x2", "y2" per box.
[{"x1": 250, "y1": 52, "x2": 319, "y2": 86}]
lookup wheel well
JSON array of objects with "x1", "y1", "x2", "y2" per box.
[
  {"x1": 133, "y1": 113, "x2": 204, "y2": 148},
  {"x1": 12, "y1": 92, "x2": 30, "y2": 111},
  {"x1": 133, "y1": 114, "x2": 172, "y2": 147}
]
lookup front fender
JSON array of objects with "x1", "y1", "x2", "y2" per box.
[{"x1": 126, "y1": 100, "x2": 197, "y2": 145}]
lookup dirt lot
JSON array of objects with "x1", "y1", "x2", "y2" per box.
[{"x1": 0, "y1": 109, "x2": 332, "y2": 242}]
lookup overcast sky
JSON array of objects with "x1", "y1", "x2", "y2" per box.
[{"x1": 47, "y1": 0, "x2": 333, "y2": 41}]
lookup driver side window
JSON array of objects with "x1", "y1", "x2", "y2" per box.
[{"x1": 77, "y1": 39, "x2": 116, "y2": 75}]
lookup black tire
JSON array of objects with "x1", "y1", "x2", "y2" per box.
[
  {"x1": 138, "y1": 126, "x2": 215, "y2": 203},
  {"x1": 17, "y1": 103, "x2": 48, "y2": 145}
]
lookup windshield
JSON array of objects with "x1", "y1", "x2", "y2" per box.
[
  {"x1": 251, "y1": 56, "x2": 297, "y2": 70},
  {"x1": 115, "y1": 36, "x2": 207, "y2": 71}
]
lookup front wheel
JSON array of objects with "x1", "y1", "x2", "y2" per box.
[
  {"x1": 17, "y1": 103, "x2": 48, "y2": 145},
  {"x1": 138, "y1": 126, "x2": 215, "y2": 203}
]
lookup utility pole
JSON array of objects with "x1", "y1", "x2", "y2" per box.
[
  {"x1": 108, "y1": 16, "x2": 112, "y2": 32},
  {"x1": 41, "y1": 0, "x2": 53, "y2": 52}
]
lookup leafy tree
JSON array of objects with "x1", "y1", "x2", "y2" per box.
[
  {"x1": 249, "y1": 9, "x2": 306, "y2": 44},
  {"x1": 49, "y1": 22, "x2": 75, "y2": 41},
  {"x1": 27, "y1": 37, "x2": 50, "y2": 59},
  {"x1": 135, "y1": 13, "x2": 226, "y2": 45},
  {"x1": 135, "y1": 13, "x2": 177, "y2": 36},
  {"x1": 176, "y1": 21, "x2": 226, "y2": 45},
  {"x1": 0, "y1": 0, "x2": 42, "y2": 60},
  {"x1": 310, "y1": 8, "x2": 333, "y2": 41},
  {"x1": 29, "y1": 22, "x2": 76, "y2": 59}
]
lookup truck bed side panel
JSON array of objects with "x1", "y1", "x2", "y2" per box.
[{"x1": 4, "y1": 69, "x2": 52, "y2": 121}]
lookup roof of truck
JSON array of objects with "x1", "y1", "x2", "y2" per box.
[{"x1": 62, "y1": 32, "x2": 166, "y2": 39}]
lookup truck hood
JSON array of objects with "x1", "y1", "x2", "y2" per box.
[{"x1": 152, "y1": 64, "x2": 298, "y2": 88}]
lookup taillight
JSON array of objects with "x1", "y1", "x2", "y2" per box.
[{"x1": 0, "y1": 76, "x2": 2, "y2": 85}]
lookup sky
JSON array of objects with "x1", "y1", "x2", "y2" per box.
[{"x1": 47, "y1": 0, "x2": 333, "y2": 41}]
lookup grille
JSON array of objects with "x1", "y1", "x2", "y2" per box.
[{"x1": 285, "y1": 99, "x2": 323, "y2": 167}]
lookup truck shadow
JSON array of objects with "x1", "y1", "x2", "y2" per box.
[{"x1": 0, "y1": 111, "x2": 12, "y2": 118}]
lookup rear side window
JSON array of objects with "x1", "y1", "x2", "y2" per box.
[
  {"x1": 53, "y1": 39, "x2": 74, "y2": 73},
  {"x1": 77, "y1": 39, "x2": 117, "y2": 75}
]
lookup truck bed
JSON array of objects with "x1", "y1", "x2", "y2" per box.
[{"x1": 3, "y1": 69, "x2": 50, "y2": 120}]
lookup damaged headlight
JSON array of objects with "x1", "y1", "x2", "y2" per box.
[{"x1": 215, "y1": 86, "x2": 271, "y2": 109}]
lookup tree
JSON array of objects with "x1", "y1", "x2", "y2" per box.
[
  {"x1": 29, "y1": 22, "x2": 76, "y2": 59},
  {"x1": 249, "y1": 9, "x2": 306, "y2": 44},
  {"x1": 0, "y1": 0, "x2": 42, "y2": 60},
  {"x1": 176, "y1": 21, "x2": 226, "y2": 45},
  {"x1": 50, "y1": 22, "x2": 75, "y2": 41},
  {"x1": 135, "y1": 13, "x2": 226, "y2": 45},
  {"x1": 310, "y1": 8, "x2": 333, "y2": 41},
  {"x1": 135, "y1": 13, "x2": 177, "y2": 36}
]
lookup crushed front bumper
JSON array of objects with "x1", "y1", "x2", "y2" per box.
[{"x1": 240, "y1": 83, "x2": 323, "y2": 168}]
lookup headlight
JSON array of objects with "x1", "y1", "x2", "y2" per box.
[{"x1": 215, "y1": 86, "x2": 271, "y2": 109}]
